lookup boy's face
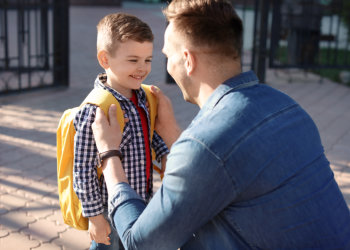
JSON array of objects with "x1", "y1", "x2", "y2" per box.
[{"x1": 105, "y1": 40, "x2": 153, "y2": 97}]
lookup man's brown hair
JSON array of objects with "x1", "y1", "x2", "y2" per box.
[
  {"x1": 163, "y1": 0, "x2": 243, "y2": 59},
  {"x1": 97, "y1": 13, "x2": 154, "y2": 55}
]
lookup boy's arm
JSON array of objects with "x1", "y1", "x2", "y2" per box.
[
  {"x1": 152, "y1": 132, "x2": 169, "y2": 177},
  {"x1": 151, "y1": 131, "x2": 169, "y2": 163},
  {"x1": 74, "y1": 104, "x2": 112, "y2": 244},
  {"x1": 73, "y1": 104, "x2": 104, "y2": 217}
]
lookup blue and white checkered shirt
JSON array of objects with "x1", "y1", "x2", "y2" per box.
[{"x1": 73, "y1": 74, "x2": 169, "y2": 217}]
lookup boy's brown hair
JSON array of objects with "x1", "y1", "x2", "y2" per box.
[
  {"x1": 97, "y1": 13, "x2": 154, "y2": 55},
  {"x1": 163, "y1": 0, "x2": 243, "y2": 59}
]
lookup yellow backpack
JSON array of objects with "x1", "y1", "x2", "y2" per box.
[{"x1": 57, "y1": 84, "x2": 158, "y2": 230}]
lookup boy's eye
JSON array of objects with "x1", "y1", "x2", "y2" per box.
[
  {"x1": 146, "y1": 59, "x2": 152, "y2": 63},
  {"x1": 129, "y1": 60, "x2": 137, "y2": 63}
]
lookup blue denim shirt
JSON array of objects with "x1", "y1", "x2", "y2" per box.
[{"x1": 109, "y1": 71, "x2": 350, "y2": 249}]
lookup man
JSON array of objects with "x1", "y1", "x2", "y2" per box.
[{"x1": 92, "y1": 0, "x2": 350, "y2": 249}]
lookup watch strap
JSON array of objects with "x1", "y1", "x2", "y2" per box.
[{"x1": 98, "y1": 150, "x2": 123, "y2": 168}]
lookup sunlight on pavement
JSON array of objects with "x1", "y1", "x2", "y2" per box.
[
  {"x1": 0, "y1": 134, "x2": 56, "y2": 158},
  {"x1": 0, "y1": 105, "x2": 61, "y2": 134}
]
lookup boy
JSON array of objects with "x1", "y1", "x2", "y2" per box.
[{"x1": 73, "y1": 13, "x2": 169, "y2": 249}]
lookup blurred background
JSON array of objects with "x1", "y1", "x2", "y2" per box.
[
  {"x1": 0, "y1": 0, "x2": 350, "y2": 95},
  {"x1": 0, "y1": 1, "x2": 349, "y2": 249}
]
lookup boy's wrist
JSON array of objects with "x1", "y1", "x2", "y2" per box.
[{"x1": 89, "y1": 213, "x2": 105, "y2": 222}]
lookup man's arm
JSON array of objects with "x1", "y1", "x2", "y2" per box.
[
  {"x1": 92, "y1": 105, "x2": 236, "y2": 249},
  {"x1": 91, "y1": 105, "x2": 128, "y2": 188}
]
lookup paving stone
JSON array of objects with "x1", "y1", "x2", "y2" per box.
[
  {"x1": 53, "y1": 227, "x2": 90, "y2": 250},
  {"x1": 0, "y1": 175, "x2": 31, "y2": 194},
  {"x1": 0, "y1": 144, "x2": 32, "y2": 166},
  {"x1": 0, "y1": 193, "x2": 30, "y2": 210},
  {"x1": 0, "y1": 203, "x2": 9, "y2": 216},
  {"x1": 0, "y1": 166, "x2": 23, "y2": 177},
  {"x1": 22, "y1": 218, "x2": 66, "y2": 244},
  {"x1": 16, "y1": 181, "x2": 57, "y2": 202},
  {"x1": 22, "y1": 164, "x2": 57, "y2": 183},
  {"x1": 10, "y1": 154, "x2": 51, "y2": 172},
  {"x1": 0, "y1": 142, "x2": 17, "y2": 155},
  {"x1": 42, "y1": 194, "x2": 60, "y2": 207},
  {"x1": 0, "y1": 229, "x2": 9, "y2": 238},
  {"x1": 46, "y1": 210, "x2": 69, "y2": 228},
  {"x1": 34, "y1": 242, "x2": 62, "y2": 250},
  {"x1": 0, "y1": 188, "x2": 6, "y2": 195},
  {"x1": 24, "y1": 200, "x2": 56, "y2": 220},
  {"x1": 17, "y1": 185, "x2": 56, "y2": 202},
  {"x1": 0, "y1": 232, "x2": 40, "y2": 249},
  {"x1": 322, "y1": 117, "x2": 350, "y2": 143},
  {"x1": 0, "y1": 210, "x2": 36, "y2": 233}
]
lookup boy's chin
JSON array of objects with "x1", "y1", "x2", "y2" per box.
[{"x1": 129, "y1": 80, "x2": 143, "y2": 89}]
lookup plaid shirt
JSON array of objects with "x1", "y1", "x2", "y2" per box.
[{"x1": 73, "y1": 74, "x2": 169, "y2": 217}]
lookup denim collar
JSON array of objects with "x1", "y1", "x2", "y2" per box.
[{"x1": 201, "y1": 70, "x2": 259, "y2": 112}]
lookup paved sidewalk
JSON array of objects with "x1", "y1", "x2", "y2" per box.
[{"x1": 1, "y1": 2, "x2": 350, "y2": 250}]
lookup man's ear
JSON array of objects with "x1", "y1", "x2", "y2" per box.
[
  {"x1": 183, "y1": 49, "x2": 196, "y2": 76},
  {"x1": 97, "y1": 50, "x2": 109, "y2": 69}
]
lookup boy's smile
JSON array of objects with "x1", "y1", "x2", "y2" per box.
[{"x1": 102, "y1": 40, "x2": 153, "y2": 98}]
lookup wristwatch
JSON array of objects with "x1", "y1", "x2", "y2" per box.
[{"x1": 97, "y1": 150, "x2": 123, "y2": 168}]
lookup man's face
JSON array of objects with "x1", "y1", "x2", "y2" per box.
[{"x1": 163, "y1": 23, "x2": 194, "y2": 103}]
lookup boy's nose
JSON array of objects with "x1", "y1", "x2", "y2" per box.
[{"x1": 137, "y1": 63, "x2": 147, "y2": 71}]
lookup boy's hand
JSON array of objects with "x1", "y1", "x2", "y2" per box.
[{"x1": 88, "y1": 214, "x2": 111, "y2": 245}]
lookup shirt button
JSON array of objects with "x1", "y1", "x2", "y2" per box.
[
  {"x1": 131, "y1": 108, "x2": 136, "y2": 113},
  {"x1": 137, "y1": 132, "x2": 142, "y2": 137},
  {"x1": 140, "y1": 160, "x2": 145, "y2": 165}
]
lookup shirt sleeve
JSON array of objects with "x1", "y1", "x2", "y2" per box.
[
  {"x1": 108, "y1": 136, "x2": 236, "y2": 249},
  {"x1": 73, "y1": 104, "x2": 104, "y2": 217},
  {"x1": 151, "y1": 131, "x2": 169, "y2": 162}
]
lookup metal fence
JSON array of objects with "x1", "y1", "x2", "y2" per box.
[
  {"x1": 0, "y1": 0, "x2": 69, "y2": 95},
  {"x1": 269, "y1": 0, "x2": 350, "y2": 70}
]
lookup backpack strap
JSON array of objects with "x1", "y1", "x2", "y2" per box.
[
  {"x1": 141, "y1": 84, "x2": 157, "y2": 140},
  {"x1": 81, "y1": 88, "x2": 125, "y2": 132},
  {"x1": 141, "y1": 84, "x2": 163, "y2": 176}
]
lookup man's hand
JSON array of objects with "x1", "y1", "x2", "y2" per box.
[
  {"x1": 150, "y1": 86, "x2": 182, "y2": 148},
  {"x1": 92, "y1": 104, "x2": 122, "y2": 153},
  {"x1": 88, "y1": 214, "x2": 111, "y2": 245},
  {"x1": 92, "y1": 104, "x2": 129, "y2": 190}
]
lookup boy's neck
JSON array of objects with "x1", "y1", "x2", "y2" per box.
[{"x1": 105, "y1": 79, "x2": 133, "y2": 99}]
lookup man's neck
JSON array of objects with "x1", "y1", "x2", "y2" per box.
[{"x1": 196, "y1": 63, "x2": 242, "y2": 108}]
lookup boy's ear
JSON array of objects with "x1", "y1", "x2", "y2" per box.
[
  {"x1": 183, "y1": 49, "x2": 196, "y2": 76},
  {"x1": 97, "y1": 50, "x2": 109, "y2": 69}
]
